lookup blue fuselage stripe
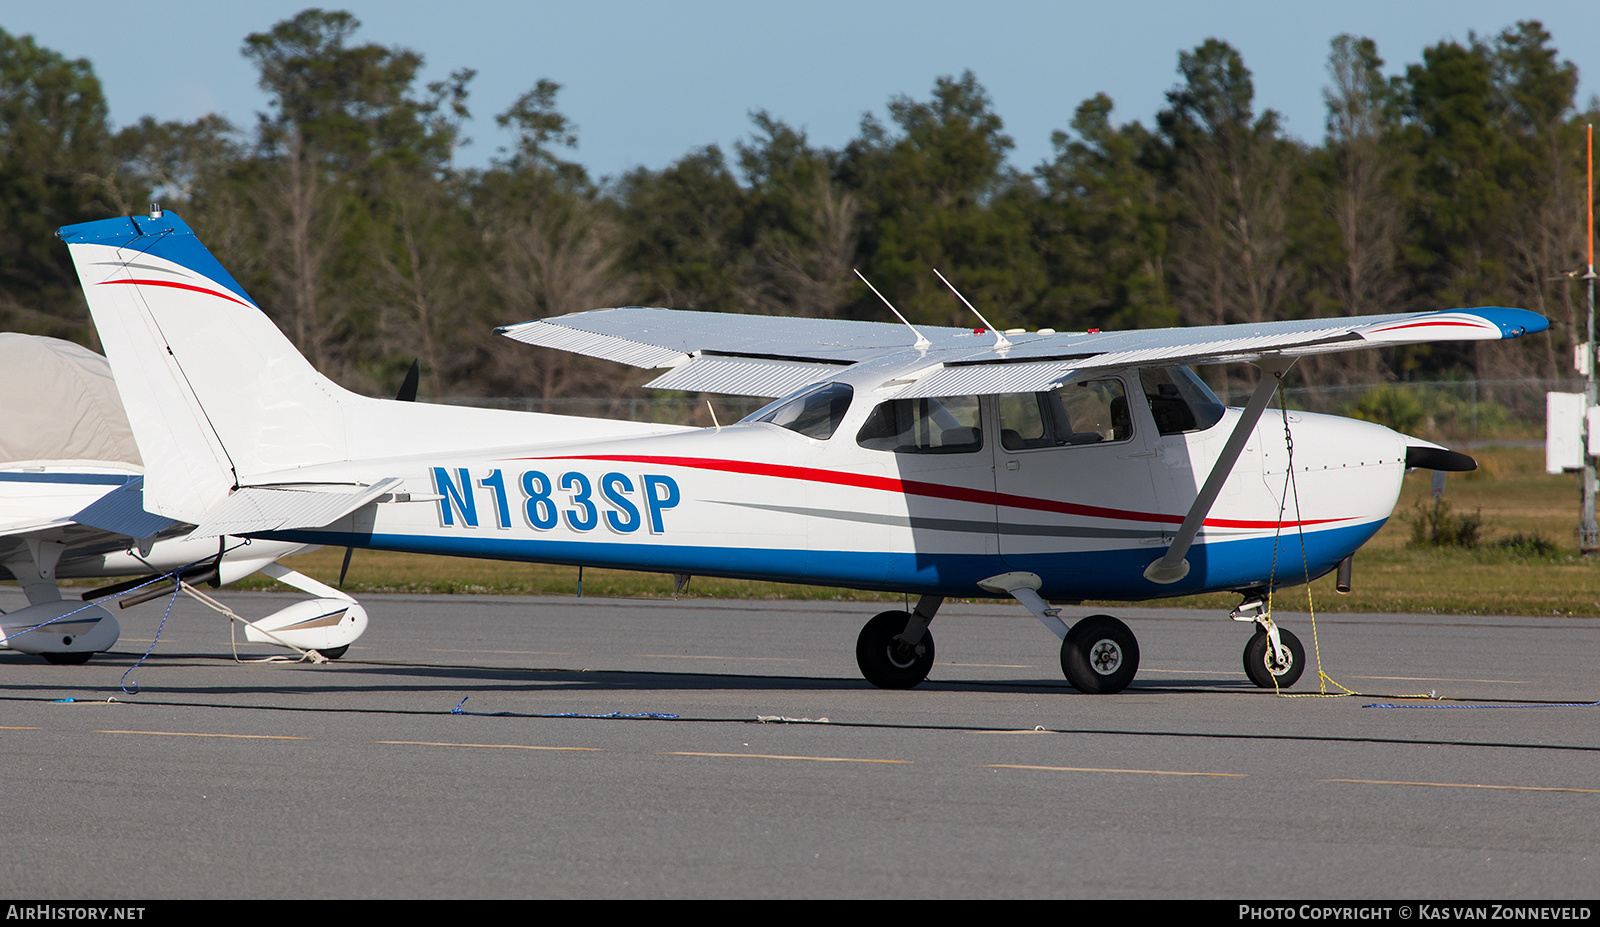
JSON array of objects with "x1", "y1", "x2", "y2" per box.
[{"x1": 259, "y1": 519, "x2": 1384, "y2": 599}]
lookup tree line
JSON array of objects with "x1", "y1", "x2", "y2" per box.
[{"x1": 1, "y1": 9, "x2": 1595, "y2": 403}]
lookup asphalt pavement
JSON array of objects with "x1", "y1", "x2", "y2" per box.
[{"x1": 2, "y1": 587, "x2": 1597, "y2": 899}]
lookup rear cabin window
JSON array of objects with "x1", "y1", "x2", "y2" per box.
[
  {"x1": 748, "y1": 382, "x2": 854, "y2": 440},
  {"x1": 857, "y1": 395, "x2": 983, "y2": 454},
  {"x1": 1140, "y1": 367, "x2": 1225, "y2": 435},
  {"x1": 997, "y1": 379, "x2": 1132, "y2": 451}
]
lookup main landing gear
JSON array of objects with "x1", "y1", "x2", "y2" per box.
[
  {"x1": 851, "y1": 581, "x2": 1307, "y2": 694},
  {"x1": 1060, "y1": 615, "x2": 1140, "y2": 694},
  {"x1": 856, "y1": 597, "x2": 941, "y2": 689},
  {"x1": 852, "y1": 585, "x2": 1144, "y2": 694}
]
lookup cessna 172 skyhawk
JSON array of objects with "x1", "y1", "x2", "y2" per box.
[{"x1": 58, "y1": 209, "x2": 1545, "y2": 692}]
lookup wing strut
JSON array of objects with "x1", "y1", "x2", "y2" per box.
[{"x1": 1143, "y1": 358, "x2": 1293, "y2": 585}]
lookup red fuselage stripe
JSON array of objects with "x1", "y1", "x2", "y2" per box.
[{"x1": 508, "y1": 453, "x2": 1356, "y2": 530}]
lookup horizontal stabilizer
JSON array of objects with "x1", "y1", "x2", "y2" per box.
[
  {"x1": 70, "y1": 476, "x2": 177, "y2": 540},
  {"x1": 0, "y1": 517, "x2": 72, "y2": 539},
  {"x1": 189, "y1": 478, "x2": 402, "y2": 540}
]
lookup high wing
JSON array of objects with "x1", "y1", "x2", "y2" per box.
[{"x1": 499, "y1": 306, "x2": 1547, "y2": 399}]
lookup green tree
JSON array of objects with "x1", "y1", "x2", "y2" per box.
[
  {"x1": 736, "y1": 112, "x2": 858, "y2": 318},
  {"x1": 1486, "y1": 21, "x2": 1584, "y2": 381},
  {"x1": 840, "y1": 71, "x2": 1043, "y2": 328},
  {"x1": 1033, "y1": 94, "x2": 1175, "y2": 332},
  {"x1": 0, "y1": 29, "x2": 125, "y2": 340},
  {"x1": 475, "y1": 80, "x2": 634, "y2": 400},
  {"x1": 1159, "y1": 40, "x2": 1301, "y2": 334},
  {"x1": 1296, "y1": 35, "x2": 1412, "y2": 385},
  {"x1": 1400, "y1": 36, "x2": 1511, "y2": 313},
  {"x1": 616, "y1": 145, "x2": 750, "y2": 313},
  {"x1": 240, "y1": 8, "x2": 470, "y2": 383}
]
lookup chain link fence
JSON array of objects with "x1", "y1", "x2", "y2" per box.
[{"x1": 1282, "y1": 378, "x2": 1578, "y2": 444}]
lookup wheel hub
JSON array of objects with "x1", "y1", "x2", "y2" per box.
[
  {"x1": 886, "y1": 638, "x2": 921, "y2": 669},
  {"x1": 1088, "y1": 639, "x2": 1123, "y2": 675}
]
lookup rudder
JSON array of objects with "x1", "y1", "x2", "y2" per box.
[{"x1": 59, "y1": 210, "x2": 354, "y2": 524}]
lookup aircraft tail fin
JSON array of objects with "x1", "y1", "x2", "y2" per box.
[
  {"x1": 60, "y1": 210, "x2": 689, "y2": 529},
  {"x1": 59, "y1": 210, "x2": 358, "y2": 524}
]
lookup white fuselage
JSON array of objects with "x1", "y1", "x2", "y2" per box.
[{"x1": 254, "y1": 372, "x2": 1405, "y2": 601}]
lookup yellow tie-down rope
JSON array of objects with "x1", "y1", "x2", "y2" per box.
[{"x1": 1261, "y1": 372, "x2": 1431, "y2": 700}]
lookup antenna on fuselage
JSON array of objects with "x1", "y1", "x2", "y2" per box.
[
  {"x1": 854, "y1": 269, "x2": 931, "y2": 351},
  {"x1": 933, "y1": 268, "x2": 1011, "y2": 349}
]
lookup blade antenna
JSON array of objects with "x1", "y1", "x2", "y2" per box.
[
  {"x1": 855, "y1": 269, "x2": 931, "y2": 350},
  {"x1": 934, "y1": 268, "x2": 1011, "y2": 348}
]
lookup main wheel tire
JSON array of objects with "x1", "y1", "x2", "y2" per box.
[
  {"x1": 315, "y1": 646, "x2": 349, "y2": 660},
  {"x1": 42, "y1": 652, "x2": 93, "y2": 665},
  {"x1": 855, "y1": 610, "x2": 935, "y2": 690},
  {"x1": 1061, "y1": 615, "x2": 1139, "y2": 694},
  {"x1": 1243, "y1": 627, "x2": 1306, "y2": 689}
]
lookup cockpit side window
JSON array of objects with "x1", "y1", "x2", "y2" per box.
[
  {"x1": 857, "y1": 395, "x2": 983, "y2": 454},
  {"x1": 997, "y1": 378, "x2": 1132, "y2": 450},
  {"x1": 748, "y1": 381, "x2": 854, "y2": 440},
  {"x1": 1140, "y1": 367, "x2": 1225, "y2": 435}
]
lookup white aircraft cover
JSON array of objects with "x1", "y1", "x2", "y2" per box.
[{"x1": 0, "y1": 334, "x2": 141, "y2": 469}]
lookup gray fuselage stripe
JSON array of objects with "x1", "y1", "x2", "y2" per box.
[{"x1": 713, "y1": 501, "x2": 1165, "y2": 540}]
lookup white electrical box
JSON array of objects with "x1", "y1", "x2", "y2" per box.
[{"x1": 1547, "y1": 391, "x2": 1587, "y2": 473}]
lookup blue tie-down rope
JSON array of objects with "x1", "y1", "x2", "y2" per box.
[
  {"x1": 1364, "y1": 699, "x2": 1600, "y2": 710},
  {"x1": 6, "y1": 569, "x2": 183, "y2": 696},
  {"x1": 119, "y1": 580, "x2": 183, "y2": 695}
]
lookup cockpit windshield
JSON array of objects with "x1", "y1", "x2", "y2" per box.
[
  {"x1": 1140, "y1": 367, "x2": 1225, "y2": 435},
  {"x1": 741, "y1": 381, "x2": 854, "y2": 440}
]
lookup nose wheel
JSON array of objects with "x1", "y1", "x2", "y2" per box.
[{"x1": 1243, "y1": 625, "x2": 1305, "y2": 688}]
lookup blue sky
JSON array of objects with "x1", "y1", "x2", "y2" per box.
[{"x1": 5, "y1": 1, "x2": 1597, "y2": 180}]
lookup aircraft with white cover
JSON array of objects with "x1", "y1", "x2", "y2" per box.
[
  {"x1": 0, "y1": 333, "x2": 368, "y2": 663},
  {"x1": 57, "y1": 209, "x2": 1545, "y2": 691}
]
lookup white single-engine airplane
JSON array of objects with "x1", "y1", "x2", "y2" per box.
[
  {"x1": 0, "y1": 332, "x2": 368, "y2": 663},
  {"x1": 57, "y1": 209, "x2": 1545, "y2": 691}
]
